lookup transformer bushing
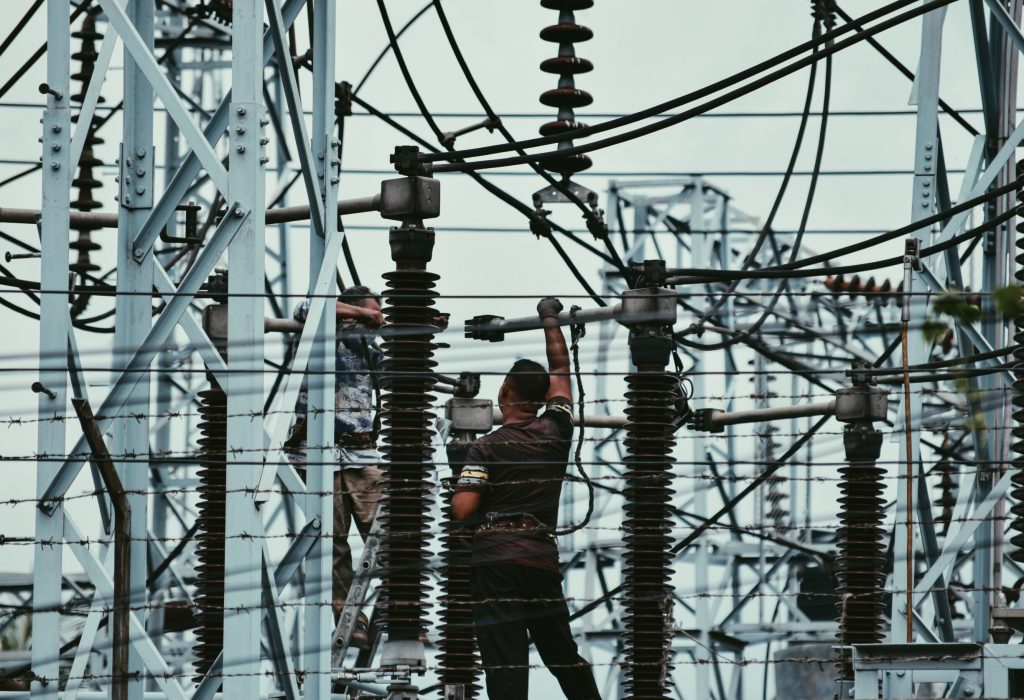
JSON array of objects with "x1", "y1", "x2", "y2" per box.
[
  {"x1": 620, "y1": 262, "x2": 677, "y2": 699},
  {"x1": 378, "y1": 168, "x2": 443, "y2": 691},
  {"x1": 832, "y1": 365, "x2": 888, "y2": 686},
  {"x1": 193, "y1": 270, "x2": 229, "y2": 681}
]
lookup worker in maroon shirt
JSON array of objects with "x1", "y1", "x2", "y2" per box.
[{"x1": 453, "y1": 297, "x2": 601, "y2": 700}]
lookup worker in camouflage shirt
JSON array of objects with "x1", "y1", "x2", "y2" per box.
[{"x1": 286, "y1": 285, "x2": 384, "y2": 648}]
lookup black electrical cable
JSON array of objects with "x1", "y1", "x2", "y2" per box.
[
  {"x1": 0, "y1": 0, "x2": 44, "y2": 60},
  {"x1": 832, "y1": 1, "x2": 977, "y2": 136},
  {"x1": 681, "y1": 7, "x2": 830, "y2": 351},
  {"x1": 427, "y1": 0, "x2": 955, "y2": 174},
  {"x1": 430, "y1": 0, "x2": 626, "y2": 270},
  {"x1": 354, "y1": 1, "x2": 433, "y2": 95},
  {"x1": 555, "y1": 314, "x2": 594, "y2": 536},
  {"x1": 0, "y1": 0, "x2": 93, "y2": 101},
  {"x1": 568, "y1": 414, "x2": 831, "y2": 623},
  {"x1": 671, "y1": 205, "x2": 1016, "y2": 287},
  {"x1": 349, "y1": 97, "x2": 609, "y2": 307},
  {"x1": 665, "y1": 176, "x2": 1021, "y2": 281},
  {"x1": 418, "y1": 0, "x2": 931, "y2": 165},
  {"x1": 376, "y1": 0, "x2": 620, "y2": 269}
]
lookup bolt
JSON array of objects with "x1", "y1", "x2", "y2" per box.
[
  {"x1": 124, "y1": 195, "x2": 131, "y2": 204},
  {"x1": 135, "y1": 168, "x2": 145, "y2": 177},
  {"x1": 259, "y1": 117, "x2": 270, "y2": 126},
  {"x1": 50, "y1": 143, "x2": 60, "y2": 152},
  {"x1": 259, "y1": 137, "x2": 269, "y2": 145},
  {"x1": 259, "y1": 156, "x2": 270, "y2": 165},
  {"x1": 50, "y1": 162, "x2": 59, "y2": 170},
  {"x1": 233, "y1": 206, "x2": 244, "y2": 217},
  {"x1": 330, "y1": 176, "x2": 339, "y2": 184},
  {"x1": 925, "y1": 143, "x2": 934, "y2": 151},
  {"x1": 50, "y1": 124, "x2": 61, "y2": 133},
  {"x1": 317, "y1": 152, "x2": 325, "y2": 160},
  {"x1": 235, "y1": 145, "x2": 246, "y2": 153},
  {"x1": 896, "y1": 670, "x2": 905, "y2": 677},
  {"x1": 964, "y1": 686, "x2": 975, "y2": 697},
  {"x1": 136, "y1": 186, "x2": 145, "y2": 195},
  {"x1": 236, "y1": 106, "x2": 247, "y2": 116},
  {"x1": 31, "y1": 382, "x2": 56, "y2": 400},
  {"x1": 38, "y1": 83, "x2": 63, "y2": 101},
  {"x1": 236, "y1": 125, "x2": 246, "y2": 134},
  {"x1": 136, "y1": 148, "x2": 145, "y2": 158}
]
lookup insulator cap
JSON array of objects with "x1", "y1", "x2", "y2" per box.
[
  {"x1": 541, "y1": 0, "x2": 594, "y2": 9},
  {"x1": 539, "y1": 87, "x2": 593, "y2": 109},
  {"x1": 539, "y1": 22, "x2": 593, "y2": 43},
  {"x1": 539, "y1": 56, "x2": 593, "y2": 75}
]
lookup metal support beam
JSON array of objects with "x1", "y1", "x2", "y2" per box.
[
  {"x1": 221, "y1": 0, "x2": 268, "y2": 693},
  {"x1": 30, "y1": 1, "x2": 73, "y2": 694}
]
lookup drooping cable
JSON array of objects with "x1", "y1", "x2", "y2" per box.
[
  {"x1": 418, "y1": 0, "x2": 944, "y2": 166},
  {"x1": 429, "y1": 1, "x2": 955, "y2": 174},
  {"x1": 554, "y1": 307, "x2": 594, "y2": 537}
]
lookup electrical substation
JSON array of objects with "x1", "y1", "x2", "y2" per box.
[{"x1": 1, "y1": 0, "x2": 1023, "y2": 698}]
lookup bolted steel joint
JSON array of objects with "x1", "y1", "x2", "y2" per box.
[
  {"x1": 388, "y1": 225, "x2": 436, "y2": 267},
  {"x1": 380, "y1": 176, "x2": 441, "y2": 224},
  {"x1": 390, "y1": 145, "x2": 432, "y2": 176},
  {"x1": 631, "y1": 259, "x2": 668, "y2": 288},
  {"x1": 454, "y1": 371, "x2": 481, "y2": 398},
  {"x1": 628, "y1": 328, "x2": 673, "y2": 371},
  {"x1": 842, "y1": 423, "x2": 883, "y2": 462},
  {"x1": 619, "y1": 287, "x2": 678, "y2": 328},
  {"x1": 445, "y1": 398, "x2": 494, "y2": 433},
  {"x1": 834, "y1": 385, "x2": 888, "y2": 423},
  {"x1": 690, "y1": 408, "x2": 724, "y2": 434},
  {"x1": 464, "y1": 314, "x2": 506, "y2": 343}
]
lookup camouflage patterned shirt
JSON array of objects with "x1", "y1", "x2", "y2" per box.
[{"x1": 291, "y1": 301, "x2": 384, "y2": 440}]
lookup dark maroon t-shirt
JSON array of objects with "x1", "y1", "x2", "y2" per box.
[{"x1": 455, "y1": 397, "x2": 574, "y2": 574}]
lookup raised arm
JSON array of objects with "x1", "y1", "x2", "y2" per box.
[
  {"x1": 538, "y1": 297, "x2": 571, "y2": 402},
  {"x1": 336, "y1": 300, "x2": 384, "y2": 327}
]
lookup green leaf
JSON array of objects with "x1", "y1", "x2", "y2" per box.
[
  {"x1": 994, "y1": 285, "x2": 1024, "y2": 318},
  {"x1": 922, "y1": 318, "x2": 948, "y2": 343}
]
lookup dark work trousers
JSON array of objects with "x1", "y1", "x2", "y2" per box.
[{"x1": 470, "y1": 564, "x2": 601, "y2": 700}]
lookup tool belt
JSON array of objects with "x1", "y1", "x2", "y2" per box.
[
  {"x1": 475, "y1": 513, "x2": 553, "y2": 539},
  {"x1": 336, "y1": 431, "x2": 375, "y2": 450}
]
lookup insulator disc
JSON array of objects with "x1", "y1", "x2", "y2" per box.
[
  {"x1": 539, "y1": 87, "x2": 593, "y2": 109},
  {"x1": 540, "y1": 0, "x2": 594, "y2": 9},
  {"x1": 540, "y1": 56, "x2": 594, "y2": 75},
  {"x1": 539, "y1": 22, "x2": 593, "y2": 43}
]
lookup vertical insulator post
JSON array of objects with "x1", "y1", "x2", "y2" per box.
[
  {"x1": 1009, "y1": 161, "x2": 1024, "y2": 566},
  {"x1": 69, "y1": 9, "x2": 104, "y2": 315},
  {"x1": 438, "y1": 441, "x2": 482, "y2": 699},
  {"x1": 620, "y1": 279, "x2": 676, "y2": 699},
  {"x1": 378, "y1": 207, "x2": 442, "y2": 685},
  {"x1": 833, "y1": 367, "x2": 888, "y2": 688},
  {"x1": 192, "y1": 271, "x2": 229, "y2": 682},
  {"x1": 538, "y1": 0, "x2": 594, "y2": 180}
]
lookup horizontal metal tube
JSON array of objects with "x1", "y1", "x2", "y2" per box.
[
  {"x1": 264, "y1": 194, "x2": 381, "y2": 224},
  {"x1": 492, "y1": 407, "x2": 627, "y2": 428},
  {"x1": 710, "y1": 400, "x2": 835, "y2": 428},
  {"x1": 263, "y1": 317, "x2": 304, "y2": 333},
  {"x1": 0, "y1": 194, "x2": 382, "y2": 229},
  {"x1": 471, "y1": 304, "x2": 623, "y2": 336}
]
